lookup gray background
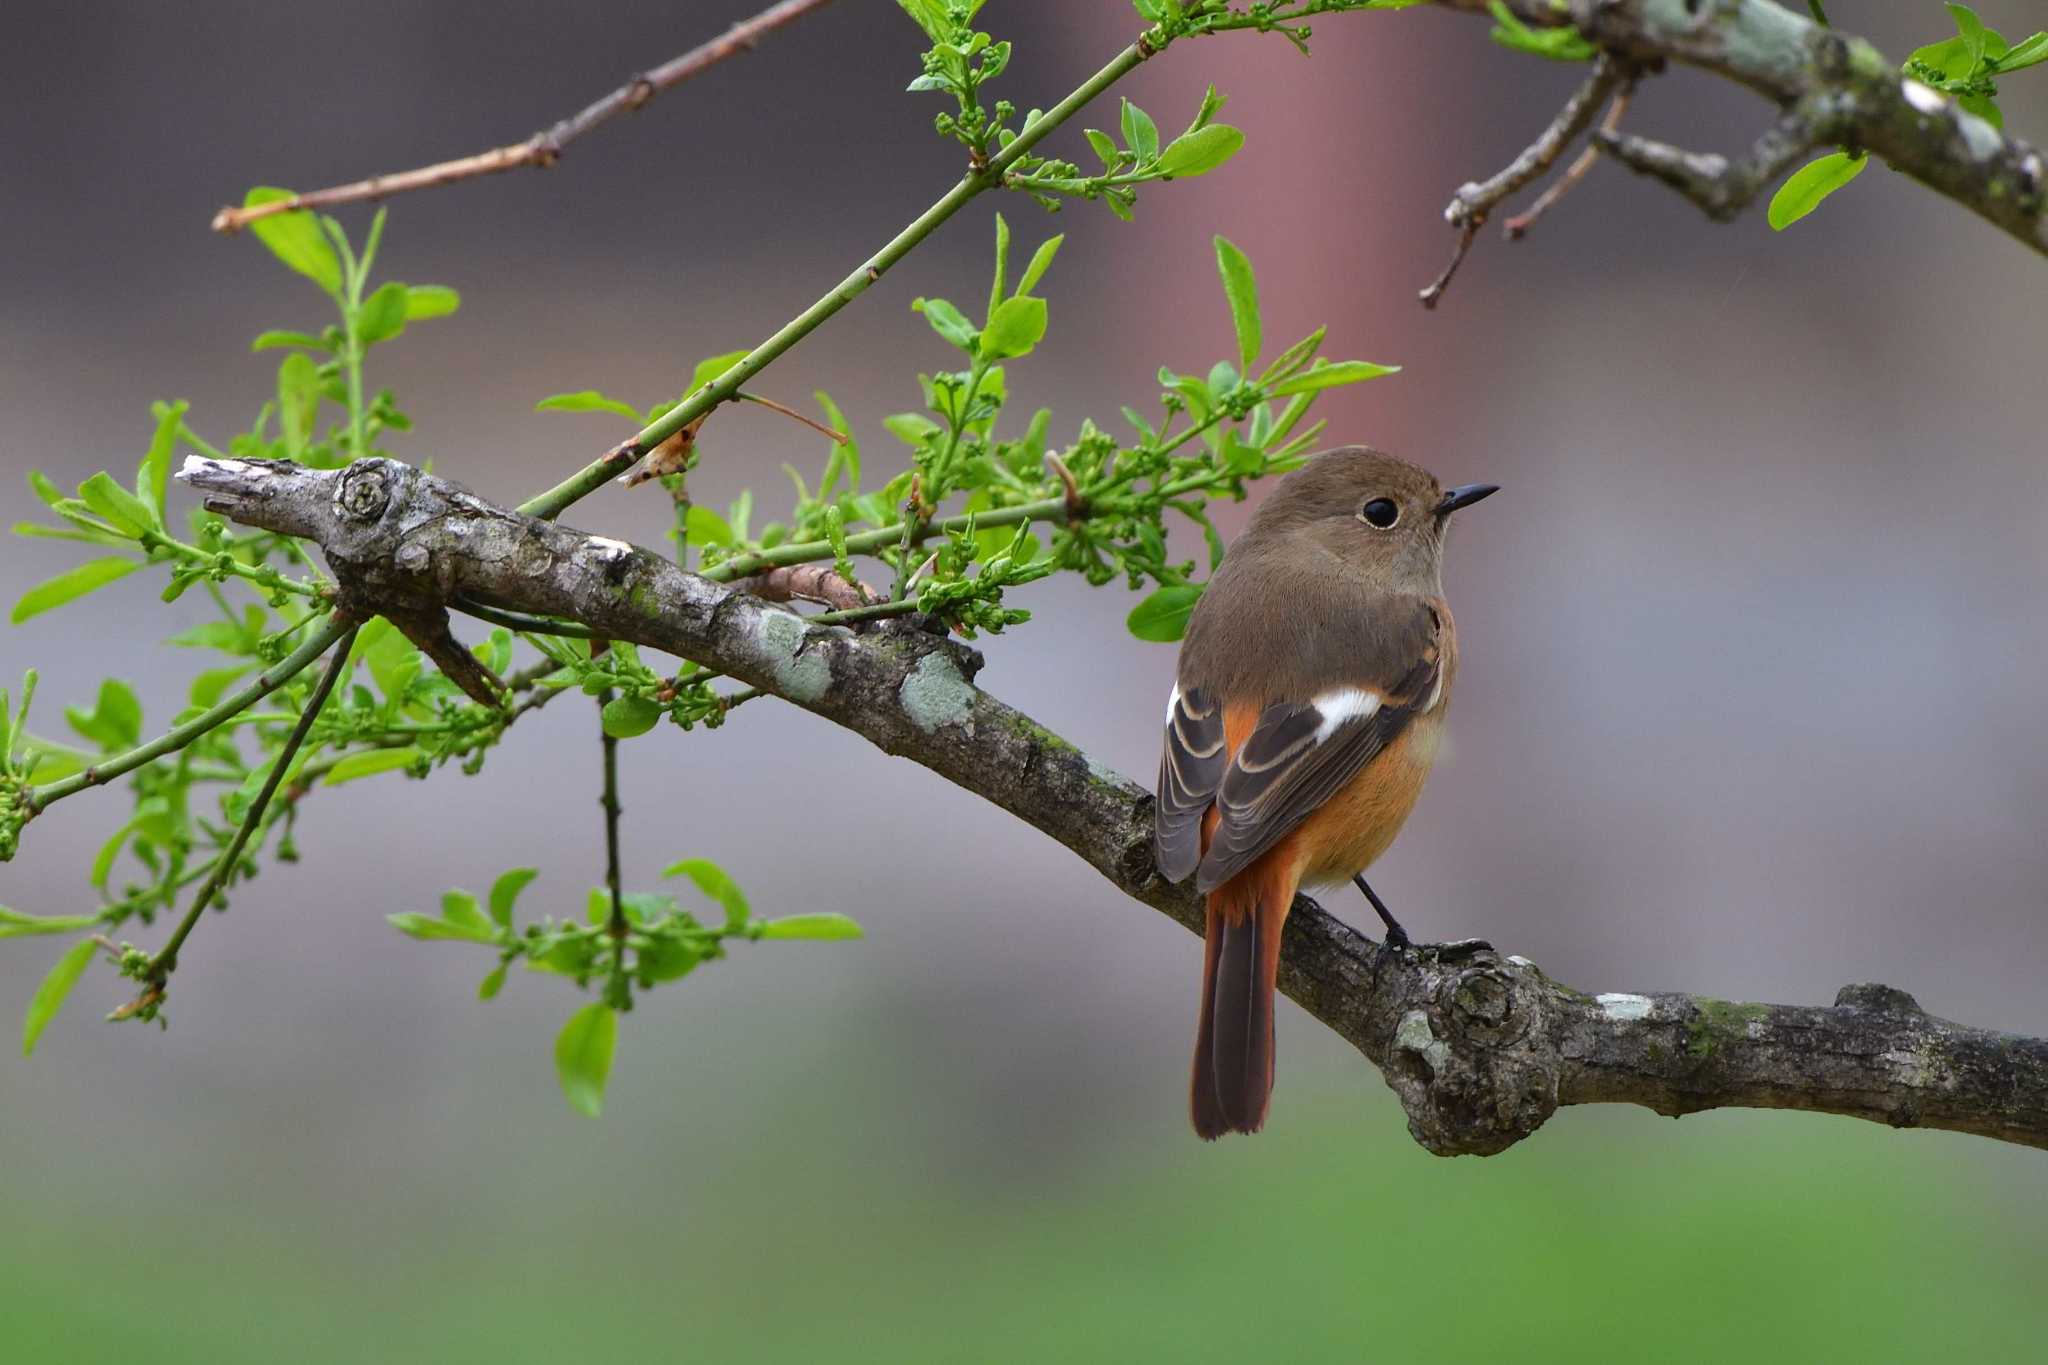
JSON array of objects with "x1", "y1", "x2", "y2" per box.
[{"x1": 3, "y1": 3, "x2": 2045, "y2": 1359}]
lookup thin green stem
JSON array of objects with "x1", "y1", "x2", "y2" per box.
[
  {"x1": 597, "y1": 691, "x2": 625, "y2": 938},
  {"x1": 451, "y1": 599, "x2": 599, "y2": 638},
  {"x1": 28, "y1": 616, "x2": 355, "y2": 811},
  {"x1": 707, "y1": 495, "x2": 1074, "y2": 582},
  {"x1": 146, "y1": 623, "x2": 360, "y2": 980},
  {"x1": 807, "y1": 600, "x2": 922, "y2": 627},
  {"x1": 516, "y1": 38, "x2": 1158, "y2": 523}
]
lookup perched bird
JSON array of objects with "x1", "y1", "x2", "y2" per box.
[{"x1": 1154, "y1": 447, "x2": 1496, "y2": 1139}]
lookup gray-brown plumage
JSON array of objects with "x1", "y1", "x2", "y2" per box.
[{"x1": 1153, "y1": 446, "x2": 1496, "y2": 1138}]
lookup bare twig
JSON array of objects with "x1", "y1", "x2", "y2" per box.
[
  {"x1": 1422, "y1": 53, "x2": 1623, "y2": 308},
  {"x1": 210, "y1": 0, "x2": 836, "y2": 233},
  {"x1": 1441, "y1": 0, "x2": 2046, "y2": 257},
  {"x1": 184, "y1": 454, "x2": 2048, "y2": 1156},
  {"x1": 1593, "y1": 98, "x2": 1832, "y2": 222},
  {"x1": 1504, "y1": 78, "x2": 1636, "y2": 239}
]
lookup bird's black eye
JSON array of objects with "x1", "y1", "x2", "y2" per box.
[{"x1": 1359, "y1": 498, "x2": 1400, "y2": 529}]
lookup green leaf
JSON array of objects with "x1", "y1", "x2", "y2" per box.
[
  {"x1": 981, "y1": 295, "x2": 1048, "y2": 360},
  {"x1": 488, "y1": 867, "x2": 539, "y2": 931},
  {"x1": 324, "y1": 747, "x2": 420, "y2": 784},
  {"x1": 477, "y1": 962, "x2": 509, "y2": 1000},
  {"x1": 688, "y1": 349, "x2": 752, "y2": 395},
  {"x1": 1486, "y1": 1, "x2": 1596, "y2": 61},
  {"x1": 242, "y1": 188, "x2": 344, "y2": 296},
  {"x1": 138, "y1": 401, "x2": 187, "y2": 522},
  {"x1": 663, "y1": 857, "x2": 750, "y2": 931},
  {"x1": 1127, "y1": 583, "x2": 1203, "y2": 643},
  {"x1": 894, "y1": 0, "x2": 950, "y2": 41},
  {"x1": 1084, "y1": 127, "x2": 1119, "y2": 169},
  {"x1": 190, "y1": 664, "x2": 253, "y2": 707},
  {"x1": 277, "y1": 351, "x2": 320, "y2": 459},
  {"x1": 0, "y1": 907, "x2": 102, "y2": 940},
  {"x1": 1267, "y1": 359, "x2": 1402, "y2": 396},
  {"x1": 1014, "y1": 234, "x2": 1064, "y2": 298},
  {"x1": 250, "y1": 330, "x2": 329, "y2": 353},
  {"x1": 67, "y1": 678, "x2": 142, "y2": 752},
  {"x1": 685, "y1": 504, "x2": 734, "y2": 547},
  {"x1": 913, "y1": 297, "x2": 979, "y2": 351},
  {"x1": 1767, "y1": 151, "x2": 1868, "y2": 230},
  {"x1": 1996, "y1": 32, "x2": 2048, "y2": 72},
  {"x1": 989, "y1": 212, "x2": 1011, "y2": 321},
  {"x1": 79, "y1": 471, "x2": 157, "y2": 537},
  {"x1": 1212, "y1": 236, "x2": 1261, "y2": 375},
  {"x1": 11, "y1": 558, "x2": 138, "y2": 624},
  {"x1": 357, "y1": 281, "x2": 411, "y2": 344},
  {"x1": 403, "y1": 284, "x2": 461, "y2": 320},
  {"x1": 601, "y1": 695, "x2": 663, "y2": 739},
  {"x1": 1947, "y1": 3, "x2": 1988, "y2": 67},
  {"x1": 1156, "y1": 124, "x2": 1245, "y2": 178},
  {"x1": 28, "y1": 470, "x2": 65, "y2": 509},
  {"x1": 1121, "y1": 97, "x2": 1160, "y2": 163},
  {"x1": 21, "y1": 937, "x2": 97, "y2": 1056},
  {"x1": 441, "y1": 890, "x2": 491, "y2": 935},
  {"x1": 884, "y1": 413, "x2": 942, "y2": 447},
  {"x1": 386, "y1": 911, "x2": 498, "y2": 943},
  {"x1": 1959, "y1": 92, "x2": 2003, "y2": 129},
  {"x1": 555, "y1": 1001, "x2": 618, "y2": 1118},
  {"x1": 756, "y1": 913, "x2": 864, "y2": 941},
  {"x1": 535, "y1": 390, "x2": 645, "y2": 422}
]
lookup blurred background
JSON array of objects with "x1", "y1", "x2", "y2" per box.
[{"x1": 4, "y1": 2, "x2": 2046, "y2": 1359}]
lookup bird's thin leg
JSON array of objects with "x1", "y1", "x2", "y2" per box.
[{"x1": 1353, "y1": 875, "x2": 1412, "y2": 950}]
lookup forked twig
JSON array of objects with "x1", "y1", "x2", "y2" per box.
[{"x1": 211, "y1": 0, "x2": 836, "y2": 233}]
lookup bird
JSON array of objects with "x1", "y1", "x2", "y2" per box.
[{"x1": 1153, "y1": 447, "x2": 1496, "y2": 1139}]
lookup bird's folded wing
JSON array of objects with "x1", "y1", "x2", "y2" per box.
[
  {"x1": 1192, "y1": 614, "x2": 1442, "y2": 895},
  {"x1": 1155, "y1": 684, "x2": 1227, "y2": 884}
]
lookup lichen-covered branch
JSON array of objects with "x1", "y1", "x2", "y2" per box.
[
  {"x1": 1442, "y1": 0, "x2": 2047, "y2": 256},
  {"x1": 179, "y1": 454, "x2": 2048, "y2": 1155}
]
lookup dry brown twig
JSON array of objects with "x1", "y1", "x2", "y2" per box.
[
  {"x1": 1504, "y1": 76, "x2": 1636, "y2": 239},
  {"x1": 1421, "y1": 53, "x2": 1626, "y2": 308},
  {"x1": 210, "y1": 0, "x2": 836, "y2": 233}
]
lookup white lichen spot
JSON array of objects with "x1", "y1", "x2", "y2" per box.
[
  {"x1": 1902, "y1": 79, "x2": 1947, "y2": 116},
  {"x1": 750, "y1": 609, "x2": 831, "y2": 704},
  {"x1": 1394, "y1": 1009, "x2": 1451, "y2": 1077},
  {"x1": 1507, "y1": 954, "x2": 1535, "y2": 968},
  {"x1": 899, "y1": 652, "x2": 975, "y2": 734},
  {"x1": 175, "y1": 455, "x2": 261, "y2": 481},
  {"x1": 1597, "y1": 992, "x2": 1655, "y2": 1022},
  {"x1": 587, "y1": 535, "x2": 633, "y2": 562},
  {"x1": 1956, "y1": 107, "x2": 2003, "y2": 162}
]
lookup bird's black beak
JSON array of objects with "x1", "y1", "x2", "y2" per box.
[{"x1": 1435, "y1": 483, "x2": 1499, "y2": 515}]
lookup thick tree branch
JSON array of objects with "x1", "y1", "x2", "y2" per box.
[
  {"x1": 210, "y1": 0, "x2": 837, "y2": 233},
  {"x1": 176, "y1": 454, "x2": 2048, "y2": 1155},
  {"x1": 1441, "y1": 0, "x2": 2047, "y2": 256}
]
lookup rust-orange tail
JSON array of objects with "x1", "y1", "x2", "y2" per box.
[{"x1": 1191, "y1": 856, "x2": 1295, "y2": 1139}]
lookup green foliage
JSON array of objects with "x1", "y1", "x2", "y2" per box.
[
  {"x1": 389, "y1": 857, "x2": 858, "y2": 1113},
  {"x1": 4, "y1": 3, "x2": 1398, "y2": 1079},
  {"x1": 1002, "y1": 86, "x2": 1245, "y2": 219},
  {"x1": 1767, "y1": 151, "x2": 1868, "y2": 228},
  {"x1": 554, "y1": 1000, "x2": 617, "y2": 1118},
  {"x1": 21, "y1": 938, "x2": 98, "y2": 1056},
  {"x1": 1774, "y1": 3, "x2": 2047, "y2": 227},
  {"x1": 1485, "y1": 1, "x2": 1595, "y2": 62}
]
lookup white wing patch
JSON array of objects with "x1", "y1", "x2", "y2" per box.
[
  {"x1": 1165, "y1": 683, "x2": 1182, "y2": 726},
  {"x1": 1311, "y1": 687, "x2": 1380, "y2": 744}
]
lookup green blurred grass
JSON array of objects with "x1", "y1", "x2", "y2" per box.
[{"x1": 3, "y1": 1086, "x2": 2039, "y2": 1363}]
